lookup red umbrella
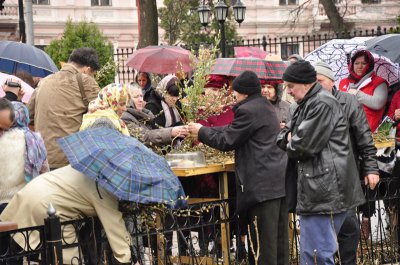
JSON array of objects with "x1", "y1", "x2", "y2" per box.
[
  {"x1": 234, "y1": 47, "x2": 267, "y2": 60},
  {"x1": 126, "y1": 45, "x2": 193, "y2": 74},
  {"x1": 212, "y1": 57, "x2": 287, "y2": 80}
]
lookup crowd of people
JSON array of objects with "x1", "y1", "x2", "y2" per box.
[{"x1": 0, "y1": 46, "x2": 399, "y2": 265}]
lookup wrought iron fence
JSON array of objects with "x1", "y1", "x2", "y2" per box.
[
  {"x1": 115, "y1": 26, "x2": 398, "y2": 84},
  {"x1": 2, "y1": 181, "x2": 400, "y2": 265}
]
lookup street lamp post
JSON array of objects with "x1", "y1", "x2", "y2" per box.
[{"x1": 198, "y1": 0, "x2": 246, "y2": 58}]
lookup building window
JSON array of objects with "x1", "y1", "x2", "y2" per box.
[
  {"x1": 281, "y1": 43, "x2": 299, "y2": 60},
  {"x1": 32, "y1": 0, "x2": 50, "y2": 4},
  {"x1": 279, "y1": 0, "x2": 299, "y2": 5},
  {"x1": 361, "y1": 0, "x2": 381, "y2": 3},
  {"x1": 91, "y1": 0, "x2": 112, "y2": 6}
]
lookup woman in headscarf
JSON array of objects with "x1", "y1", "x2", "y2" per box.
[
  {"x1": 261, "y1": 80, "x2": 290, "y2": 129},
  {"x1": 339, "y1": 49, "x2": 389, "y2": 132},
  {"x1": 121, "y1": 83, "x2": 189, "y2": 147},
  {"x1": 80, "y1": 83, "x2": 130, "y2": 135},
  {"x1": 145, "y1": 75, "x2": 183, "y2": 129},
  {"x1": 134, "y1": 72, "x2": 153, "y2": 103},
  {"x1": 0, "y1": 101, "x2": 49, "y2": 213}
]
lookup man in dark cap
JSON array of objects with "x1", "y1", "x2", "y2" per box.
[
  {"x1": 189, "y1": 70, "x2": 289, "y2": 265},
  {"x1": 277, "y1": 60, "x2": 365, "y2": 265}
]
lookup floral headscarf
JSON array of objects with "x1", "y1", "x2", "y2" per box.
[
  {"x1": 80, "y1": 83, "x2": 130, "y2": 135},
  {"x1": 348, "y1": 50, "x2": 375, "y2": 84},
  {"x1": 11, "y1": 102, "x2": 49, "y2": 182}
]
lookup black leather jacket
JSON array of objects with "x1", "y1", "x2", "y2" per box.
[
  {"x1": 333, "y1": 88, "x2": 379, "y2": 177},
  {"x1": 277, "y1": 83, "x2": 365, "y2": 215}
]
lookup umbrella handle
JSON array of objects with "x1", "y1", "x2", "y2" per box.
[{"x1": 96, "y1": 181, "x2": 103, "y2": 199}]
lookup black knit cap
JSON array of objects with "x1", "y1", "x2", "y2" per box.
[
  {"x1": 282, "y1": 60, "x2": 317, "y2": 84},
  {"x1": 232, "y1": 71, "x2": 261, "y2": 95}
]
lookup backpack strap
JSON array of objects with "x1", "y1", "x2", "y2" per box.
[{"x1": 76, "y1": 73, "x2": 89, "y2": 107}]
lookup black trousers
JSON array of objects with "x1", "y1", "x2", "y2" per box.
[
  {"x1": 247, "y1": 197, "x2": 289, "y2": 265},
  {"x1": 337, "y1": 208, "x2": 359, "y2": 265}
]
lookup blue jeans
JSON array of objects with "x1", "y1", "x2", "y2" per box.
[{"x1": 299, "y1": 212, "x2": 347, "y2": 265}]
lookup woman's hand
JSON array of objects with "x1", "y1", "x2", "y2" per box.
[
  {"x1": 171, "y1": 125, "x2": 189, "y2": 138},
  {"x1": 348, "y1": 88, "x2": 358, "y2": 95},
  {"x1": 394, "y1": 109, "x2": 400, "y2": 121},
  {"x1": 188, "y1": 123, "x2": 203, "y2": 138}
]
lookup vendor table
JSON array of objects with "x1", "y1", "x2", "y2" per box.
[{"x1": 172, "y1": 162, "x2": 235, "y2": 264}]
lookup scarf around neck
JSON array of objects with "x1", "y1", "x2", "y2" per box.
[{"x1": 11, "y1": 102, "x2": 49, "y2": 181}]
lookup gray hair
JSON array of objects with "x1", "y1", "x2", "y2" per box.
[
  {"x1": 128, "y1": 82, "x2": 142, "y2": 98},
  {"x1": 86, "y1": 117, "x2": 118, "y2": 131}
]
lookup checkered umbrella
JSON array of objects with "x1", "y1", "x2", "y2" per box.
[
  {"x1": 211, "y1": 57, "x2": 287, "y2": 80},
  {"x1": 57, "y1": 128, "x2": 186, "y2": 208}
]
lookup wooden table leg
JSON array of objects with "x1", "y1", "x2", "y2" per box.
[{"x1": 219, "y1": 171, "x2": 230, "y2": 264}]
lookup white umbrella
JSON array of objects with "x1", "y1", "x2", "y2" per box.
[{"x1": 305, "y1": 38, "x2": 400, "y2": 87}]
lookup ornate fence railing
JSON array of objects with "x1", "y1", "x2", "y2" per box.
[{"x1": 2, "y1": 180, "x2": 400, "y2": 265}]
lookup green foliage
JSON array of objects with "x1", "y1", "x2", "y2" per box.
[
  {"x1": 45, "y1": 19, "x2": 114, "y2": 87},
  {"x1": 158, "y1": 0, "x2": 239, "y2": 46}
]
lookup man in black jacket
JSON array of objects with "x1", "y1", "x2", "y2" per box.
[
  {"x1": 277, "y1": 61, "x2": 365, "y2": 265},
  {"x1": 189, "y1": 71, "x2": 288, "y2": 265},
  {"x1": 314, "y1": 61, "x2": 379, "y2": 265}
]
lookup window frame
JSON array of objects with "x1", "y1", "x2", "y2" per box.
[
  {"x1": 279, "y1": 0, "x2": 299, "y2": 6},
  {"x1": 91, "y1": 0, "x2": 112, "y2": 6},
  {"x1": 361, "y1": 0, "x2": 381, "y2": 4},
  {"x1": 32, "y1": 0, "x2": 50, "y2": 5}
]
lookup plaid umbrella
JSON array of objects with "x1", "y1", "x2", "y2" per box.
[
  {"x1": 57, "y1": 128, "x2": 186, "y2": 208},
  {"x1": 212, "y1": 57, "x2": 287, "y2": 80}
]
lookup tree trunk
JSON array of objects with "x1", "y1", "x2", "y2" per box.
[
  {"x1": 319, "y1": 0, "x2": 346, "y2": 33},
  {"x1": 137, "y1": 0, "x2": 158, "y2": 49}
]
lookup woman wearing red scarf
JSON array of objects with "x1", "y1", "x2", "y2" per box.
[{"x1": 339, "y1": 50, "x2": 389, "y2": 132}]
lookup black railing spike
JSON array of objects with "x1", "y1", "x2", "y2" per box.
[{"x1": 377, "y1": 26, "x2": 382, "y2": 36}]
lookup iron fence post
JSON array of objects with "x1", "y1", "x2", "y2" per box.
[{"x1": 44, "y1": 203, "x2": 63, "y2": 265}]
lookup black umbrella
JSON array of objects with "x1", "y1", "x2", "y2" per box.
[
  {"x1": 366, "y1": 34, "x2": 400, "y2": 64},
  {"x1": 0, "y1": 41, "x2": 58, "y2": 77}
]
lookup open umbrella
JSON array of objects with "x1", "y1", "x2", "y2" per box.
[
  {"x1": 211, "y1": 57, "x2": 287, "y2": 80},
  {"x1": 126, "y1": 45, "x2": 193, "y2": 74},
  {"x1": 304, "y1": 39, "x2": 400, "y2": 86},
  {"x1": 0, "y1": 41, "x2": 58, "y2": 77},
  {"x1": 366, "y1": 34, "x2": 400, "y2": 64},
  {"x1": 57, "y1": 128, "x2": 186, "y2": 208},
  {"x1": 0, "y1": 72, "x2": 35, "y2": 103},
  {"x1": 234, "y1": 47, "x2": 267, "y2": 60}
]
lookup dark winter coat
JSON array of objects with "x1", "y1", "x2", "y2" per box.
[
  {"x1": 333, "y1": 88, "x2": 379, "y2": 177},
  {"x1": 277, "y1": 83, "x2": 365, "y2": 215},
  {"x1": 198, "y1": 93, "x2": 286, "y2": 214}
]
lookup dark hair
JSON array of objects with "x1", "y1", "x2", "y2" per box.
[
  {"x1": 135, "y1": 72, "x2": 150, "y2": 83},
  {"x1": 68, "y1": 48, "x2": 100, "y2": 70},
  {"x1": 166, "y1": 84, "x2": 180, "y2": 97},
  {"x1": 15, "y1": 70, "x2": 35, "y2": 88},
  {"x1": 0, "y1": 98, "x2": 15, "y2": 124}
]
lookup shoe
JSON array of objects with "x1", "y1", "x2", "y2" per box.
[{"x1": 361, "y1": 218, "x2": 370, "y2": 240}]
